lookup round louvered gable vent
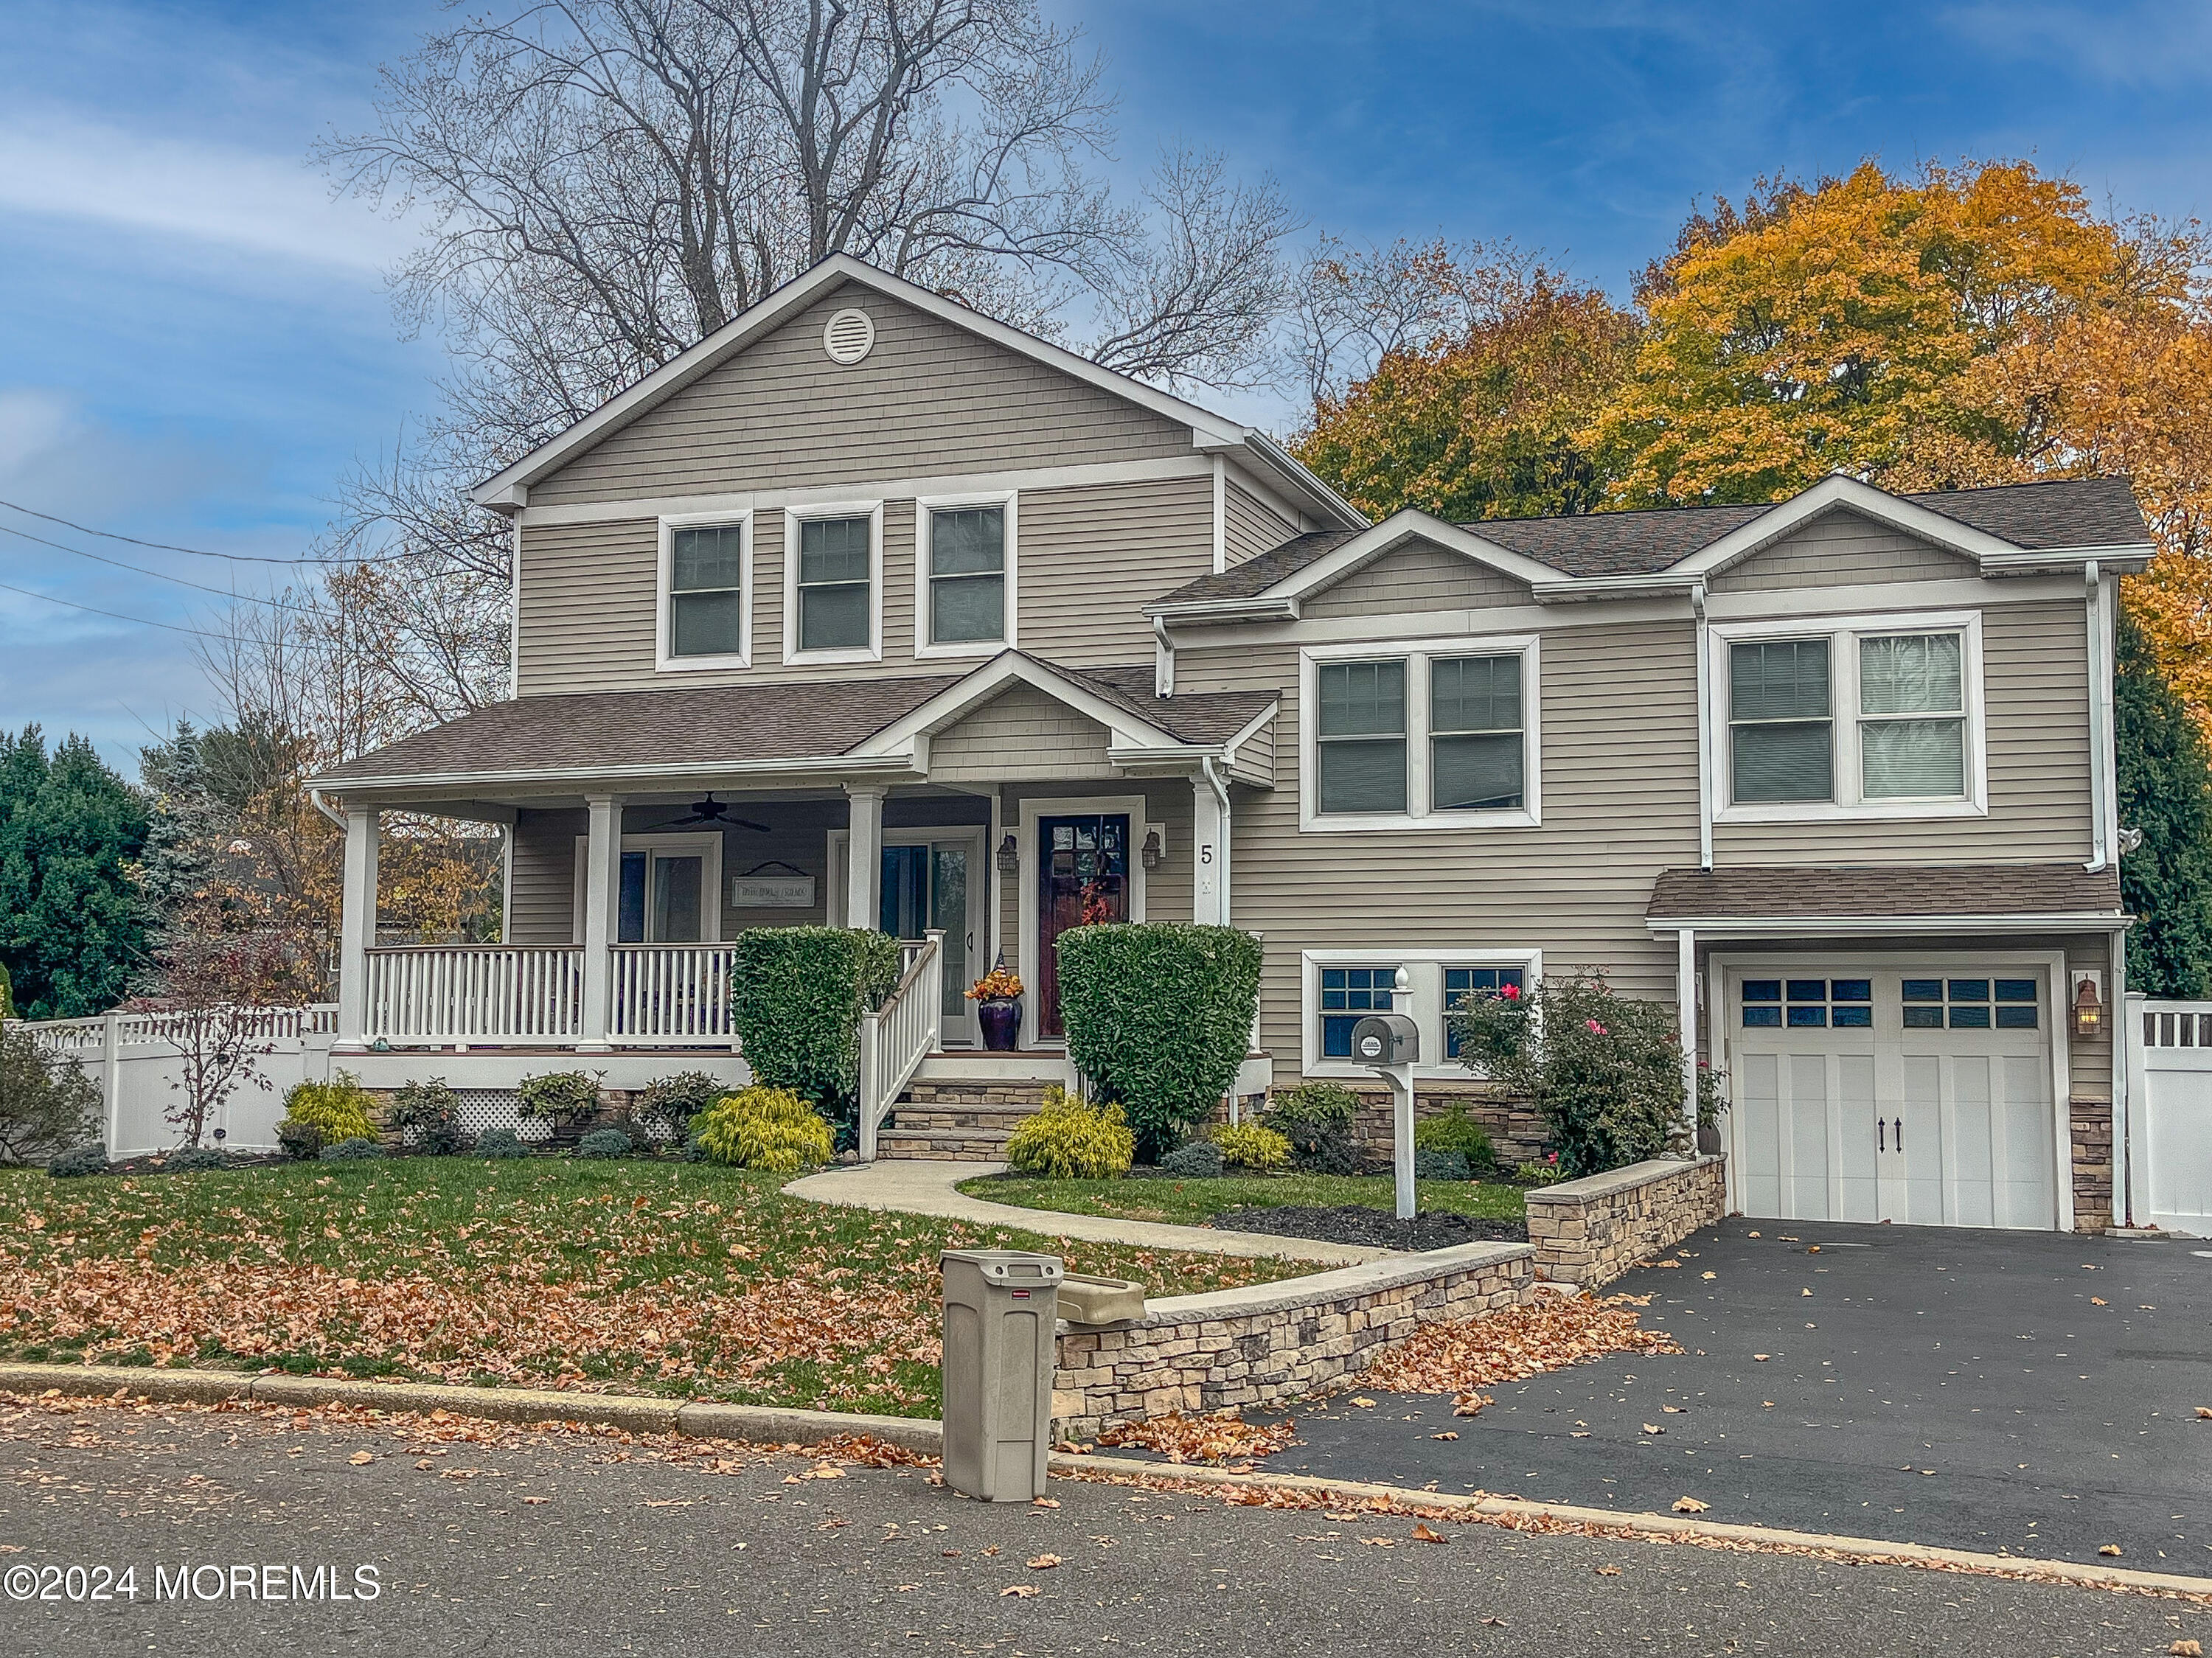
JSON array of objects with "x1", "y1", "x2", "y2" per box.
[{"x1": 822, "y1": 308, "x2": 875, "y2": 365}]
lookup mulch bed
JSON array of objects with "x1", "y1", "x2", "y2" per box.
[{"x1": 1206, "y1": 1205, "x2": 1528, "y2": 1251}]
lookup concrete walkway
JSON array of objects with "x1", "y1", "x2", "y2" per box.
[{"x1": 784, "y1": 1157, "x2": 1391, "y2": 1266}]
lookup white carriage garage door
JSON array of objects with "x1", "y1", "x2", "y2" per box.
[{"x1": 1728, "y1": 964, "x2": 2059, "y2": 1230}]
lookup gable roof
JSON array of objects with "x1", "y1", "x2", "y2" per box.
[
  {"x1": 471, "y1": 254, "x2": 1365, "y2": 530},
  {"x1": 1149, "y1": 475, "x2": 2152, "y2": 612}
]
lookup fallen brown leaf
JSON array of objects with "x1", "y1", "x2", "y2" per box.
[
  {"x1": 1411, "y1": 1523, "x2": 1449, "y2": 1544},
  {"x1": 1594, "y1": 1565, "x2": 1621, "y2": 1576},
  {"x1": 2098, "y1": 1544, "x2": 2123, "y2": 1557},
  {"x1": 2168, "y1": 1639, "x2": 2202, "y2": 1656},
  {"x1": 1026, "y1": 1554, "x2": 1061, "y2": 1570},
  {"x1": 999, "y1": 1584, "x2": 1038, "y2": 1598},
  {"x1": 1672, "y1": 1497, "x2": 1710, "y2": 1514},
  {"x1": 348, "y1": 1451, "x2": 374, "y2": 1466},
  {"x1": 1031, "y1": 1497, "x2": 1060, "y2": 1508},
  {"x1": 1641, "y1": 1424, "x2": 1663, "y2": 1435},
  {"x1": 1429, "y1": 1431, "x2": 1459, "y2": 1441}
]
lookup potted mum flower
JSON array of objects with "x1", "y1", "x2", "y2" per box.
[{"x1": 966, "y1": 961, "x2": 1025, "y2": 1051}]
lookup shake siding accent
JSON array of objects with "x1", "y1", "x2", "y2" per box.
[
  {"x1": 509, "y1": 809, "x2": 584, "y2": 943},
  {"x1": 932, "y1": 685, "x2": 1113, "y2": 782},
  {"x1": 1223, "y1": 479, "x2": 1298, "y2": 563},
  {"x1": 528, "y1": 283, "x2": 1193, "y2": 507},
  {"x1": 1300, "y1": 540, "x2": 1533, "y2": 617},
  {"x1": 1015, "y1": 476, "x2": 1214, "y2": 663},
  {"x1": 1178, "y1": 621, "x2": 1700, "y2": 1073},
  {"x1": 1712, "y1": 599, "x2": 2093, "y2": 863},
  {"x1": 1709, "y1": 509, "x2": 1980, "y2": 592}
]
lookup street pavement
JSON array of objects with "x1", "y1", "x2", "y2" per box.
[
  {"x1": 1239, "y1": 1219, "x2": 2212, "y2": 1567},
  {"x1": 2, "y1": 1386, "x2": 2207, "y2": 1657}
]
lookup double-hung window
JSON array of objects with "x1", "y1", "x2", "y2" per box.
[
  {"x1": 657, "y1": 515, "x2": 749, "y2": 669},
  {"x1": 783, "y1": 506, "x2": 876, "y2": 663},
  {"x1": 1717, "y1": 613, "x2": 1982, "y2": 818},
  {"x1": 1304, "y1": 638, "x2": 1540, "y2": 829},
  {"x1": 919, "y1": 498, "x2": 1015, "y2": 652}
]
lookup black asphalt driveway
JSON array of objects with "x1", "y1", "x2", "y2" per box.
[{"x1": 1247, "y1": 1219, "x2": 2212, "y2": 1568}]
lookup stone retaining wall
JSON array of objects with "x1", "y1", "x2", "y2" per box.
[
  {"x1": 1052, "y1": 1241, "x2": 1533, "y2": 1438},
  {"x1": 1523, "y1": 1155, "x2": 1725, "y2": 1289}
]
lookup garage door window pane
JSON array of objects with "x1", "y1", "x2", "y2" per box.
[
  {"x1": 1994, "y1": 979, "x2": 2039, "y2": 1029},
  {"x1": 1741, "y1": 979, "x2": 1781, "y2": 1027}
]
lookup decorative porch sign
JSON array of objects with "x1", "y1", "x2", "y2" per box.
[{"x1": 731, "y1": 866, "x2": 816, "y2": 908}]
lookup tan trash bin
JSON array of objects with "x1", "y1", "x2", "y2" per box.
[{"x1": 940, "y1": 1250, "x2": 1063, "y2": 1502}]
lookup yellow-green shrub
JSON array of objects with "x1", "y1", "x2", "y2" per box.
[
  {"x1": 1004, "y1": 1086, "x2": 1134, "y2": 1180},
  {"x1": 1208, "y1": 1121, "x2": 1290, "y2": 1171},
  {"x1": 279, "y1": 1070, "x2": 378, "y2": 1158},
  {"x1": 691, "y1": 1086, "x2": 834, "y2": 1173}
]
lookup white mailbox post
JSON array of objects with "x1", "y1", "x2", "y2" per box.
[{"x1": 1352, "y1": 966, "x2": 1422, "y2": 1221}]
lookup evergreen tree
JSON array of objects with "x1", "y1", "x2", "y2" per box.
[
  {"x1": 0, "y1": 728, "x2": 150, "y2": 1019},
  {"x1": 2116, "y1": 608, "x2": 2212, "y2": 996},
  {"x1": 136, "y1": 720, "x2": 225, "y2": 947}
]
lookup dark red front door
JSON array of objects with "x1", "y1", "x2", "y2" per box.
[{"x1": 1036, "y1": 815, "x2": 1130, "y2": 1037}]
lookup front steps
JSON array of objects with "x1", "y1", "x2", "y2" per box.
[{"x1": 875, "y1": 1078, "x2": 1054, "y2": 1162}]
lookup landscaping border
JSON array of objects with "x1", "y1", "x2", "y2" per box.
[{"x1": 1523, "y1": 1154, "x2": 1725, "y2": 1289}]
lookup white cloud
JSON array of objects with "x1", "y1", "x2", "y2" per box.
[
  {"x1": 0, "y1": 388, "x2": 250, "y2": 521},
  {"x1": 0, "y1": 110, "x2": 420, "y2": 275},
  {"x1": 1939, "y1": 1, "x2": 2212, "y2": 91}
]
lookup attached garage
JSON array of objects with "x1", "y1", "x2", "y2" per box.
[{"x1": 1722, "y1": 961, "x2": 2062, "y2": 1230}]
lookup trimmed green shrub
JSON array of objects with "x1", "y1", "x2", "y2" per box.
[
  {"x1": 167, "y1": 1146, "x2": 229, "y2": 1172},
  {"x1": 576, "y1": 1126, "x2": 633, "y2": 1159},
  {"x1": 49, "y1": 1143, "x2": 108, "y2": 1178},
  {"x1": 1453, "y1": 972, "x2": 1686, "y2": 1177},
  {"x1": 386, "y1": 1079, "x2": 467, "y2": 1155},
  {"x1": 1413, "y1": 1102, "x2": 1496, "y2": 1171},
  {"x1": 1209, "y1": 1120, "x2": 1292, "y2": 1171},
  {"x1": 691, "y1": 1086, "x2": 835, "y2": 1173},
  {"x1": 279, "y1": 1070, "x2": 378, "y2": 1157},
  {"x1": 728, "y1": 928, "x2": 902, "y2": 1130},
  {"x1": 1004, "y1": 1087, "x2": 1134, "y2": 1180},
  {"x1": 1415, "y1": 1148, "x2": 1472, "y2": 1182},
  {"x1": 516, "y1": 1070, "x2": 603, "y2": 1128},
  {"x1": 0, "y1": 1017, "x2": 102, "y2": 1166},
  {"x1": 1159, "y1": 1139, "x2": 1224, "y2": 1178},
  {"x1": 1262, "y1": 1082, "x2": 1362, "y2": 1174},
  {"x1": 634, "y1": 1070, "x2": 728, "y2": 1138},
  {"x1": 321, "y1": 1138, "x2": 385, "y2": 1162},
  {"x1": 1054, "y1": 923, "x2": 1262, "y2": 1161},
  {"x1": 473, "y1": 1126, "x2": 532, "y2": 1160}
]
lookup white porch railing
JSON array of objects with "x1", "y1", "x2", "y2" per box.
[
  {"x1": 22, "y1": 1004, "x2": 339, "y2": 1053},
  {"x1": 364, "y1": 947, "x2": 585, "y2": 1043},
  {"x1": 611, "y1": 944, "x2": 738, "y2": 1044},
  {"x1": 857, "y1": 930, "x2": 944, "y2": 1161}
]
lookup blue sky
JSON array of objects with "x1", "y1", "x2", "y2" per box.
[{"x1": 2, "y1": 0, "x2": 2207, "y2": 767}]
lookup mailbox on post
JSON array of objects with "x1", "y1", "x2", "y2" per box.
[
  {"x1": 939, "y1": 1249, "x2": 1064, "y2": 1502},
  {"x1": 1353, "y1": 972, "x2": 1422, "y2": 1222},
  {"x1": 1349, "y1": 1013, "x2": 1420, "y2": 1067}
]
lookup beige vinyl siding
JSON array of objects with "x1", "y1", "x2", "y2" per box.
[
  {"x1": 529, "y1": 284, "x2": 1192, "y2": 507},
  {"x1": 1015, "y1": 475, "x2": 1214, "y2": 665},
  {"x1": 1714, "y1": 599, "x2": 2093, "y2": 863},
  {"x1": 1178, "y1": 620, "x2": 1701, "y2": 1075},
  {"x1": 1710, "y1": 509, "x2": 1979, "y2": 592},
  {"x1": 1228, "y1": 718, "x2": 1274, "y2": 789},
  {"x1": 933, "y1": 684, "x2": 1113, "y2": 782},
  {"x1": 1223, "y1": 478, "x2": 1299, "y2": 563},
  {"x1": 2066, "y1": 933, "x2": 2112, "y2": 1103},
  {"x1": 877, "y1": 498, "x2": 917, "y2": 664},
  {"x1": 508, "y1": 809, "x2": 585, "y2": 944},
  {"x1": 1301, "y1": 541, "x2": 1532, "y2": 617},
  {"x1": 518, "y1": 520, "x2": 659, "y2": 696}
]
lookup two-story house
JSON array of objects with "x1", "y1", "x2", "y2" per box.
[{"x1": 312, "y1": 254, "x2": 2148, "y2": 1234}]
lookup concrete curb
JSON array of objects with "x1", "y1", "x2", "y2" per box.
[
  {"x1": 9, "y1": 1364, "x2": 2202, "y2": 1598},
  {"x1": 1048, "y1": 1452, "x2": 2212, "y2": 1600},
  {"x1": 0, "y1": 1365, "x2": 943, "y2": 1457}
]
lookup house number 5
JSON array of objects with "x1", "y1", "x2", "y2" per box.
[{"x1": 1199, "y1": 844, "x2": 1214, "y2": 864}]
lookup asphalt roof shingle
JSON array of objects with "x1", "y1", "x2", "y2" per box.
[{"x1": 1647, "y1": 863, "x2": 2126, "y2": 922}]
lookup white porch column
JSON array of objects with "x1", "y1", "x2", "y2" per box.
[
  {"x1": 333, "y1": 807, "x2": 380, "y2": 1051},
  {"x1": 846, "y1": 784, "x2": 886, "y2": 932},
  {"x1": 1676, "y1": 927, "x2": 1700, "y2": 1145},
  {"x1": 579, "y1": 794, "x2": 626, "y2": 1050},
  {"x1": 1193, "y1": 760, "x2": 1231, "y2": 927}
]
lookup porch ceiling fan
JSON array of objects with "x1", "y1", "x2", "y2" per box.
[{"x1": 668, "y1": 793, "x2": 771, "y2": 832}]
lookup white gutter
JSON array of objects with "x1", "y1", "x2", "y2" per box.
[
  {"x1": 308, "y1": 787, "x2": 348, "y2": 831},
  {"x1": 1692, "y1": 582, "x2": 1713, "y2": 871},
  {"x1": 2084, "y1": 561, "x2": 2110, "y2": 871},
  {"x1": 1647, "y1": 910, "x2": 2131, "y2": 938},
  {"x1": 1211, "y1": 456, "x2": 1227, "y2": 574}
]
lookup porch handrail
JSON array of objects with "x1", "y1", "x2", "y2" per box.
[
  {"x1": 857, "y1": 930, "x2": 943, "y2": 1161},
  {"x1": 610, "y1": 944, "x2": 738, "y2": 1045},
  {"x1": 364, "y1": 945, "x2": 584, "y2": 1043}
]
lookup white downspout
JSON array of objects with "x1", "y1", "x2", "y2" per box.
[
  {"x1": 1692, "y1": 582, "x2": 1713, "y2": 871},
  {"x1": 1677, "y1": 926, "x2": 1700, "y2": 1149},
  {"x1": 2112, "y1": 924, "x2": 2132, "y2": 1230},
  {"x1": 2084, "y1": 562, "x2": 2110, "y2": 871},
  {"x1": 309, "y1": 787, "x2": 347, "y2": 832},
  {"x1": 1154, "y1": 615, "x2": 1175, "y2": 698}
]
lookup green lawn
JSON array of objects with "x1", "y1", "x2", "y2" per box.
[
  {"x1": 0, "y1": 1158, "x2": 1303, "y2": 1417},
  {"x1": 959, "y1": 1171, "x2": 1532, "y2": 1228}
]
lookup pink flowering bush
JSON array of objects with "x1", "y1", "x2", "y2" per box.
[{"x1": 1449, "y1": 970, "x2": 1704, "y2": 1177}]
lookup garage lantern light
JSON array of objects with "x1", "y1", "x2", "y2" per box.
[{"x1": 2072, "y1": 977, "x2": 2103, "y2": 1042}]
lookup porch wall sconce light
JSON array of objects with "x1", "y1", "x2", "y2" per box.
[
  {"x1": 2071, "y1": 975, "x2": 2104, "y2": 1042},
  {"x1": 1140, "y1": 829, "x2": 1164, "y2": 871},
  {"x1": 995, "y1": 834, "x2": 1020, "y2": 877}
]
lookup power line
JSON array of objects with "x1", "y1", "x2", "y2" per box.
[
  {"x1": 0, "y1": 496, "x2": 415, "y2": 566},
  {"x1": 0, "y1": 521, "x2": 334, "y2": 615},
  {"x1": 0, "y1": 577, "x2": 313, "y2": 644}
]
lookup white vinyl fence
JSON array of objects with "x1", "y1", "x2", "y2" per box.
[{"x1": 2129, "y1": 996, "x2": 2212, "y2": 1236}]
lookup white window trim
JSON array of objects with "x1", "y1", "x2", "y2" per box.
[
  {"x1": 914, "y1": 490, "x2": 1018, "y2": 659},
  {"x1": 570, "y1": 832, "x2": 725, "y2": 944},
  {"x1": 1298, "y1": 633, "x2": 1542, "y2": 832},
  {"x1": 1708, "y1": 607, "x2": 1987, "y2": 823},
  {"x1": 1300, "y1": 947, "x2": 1543, "y2": 1081},
  {"x1": 782, "y1": 499, "x2": 884, "y2": 665},
  {"x1": 655, "y1": 510, "x2": 752, "y2": 672}
]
